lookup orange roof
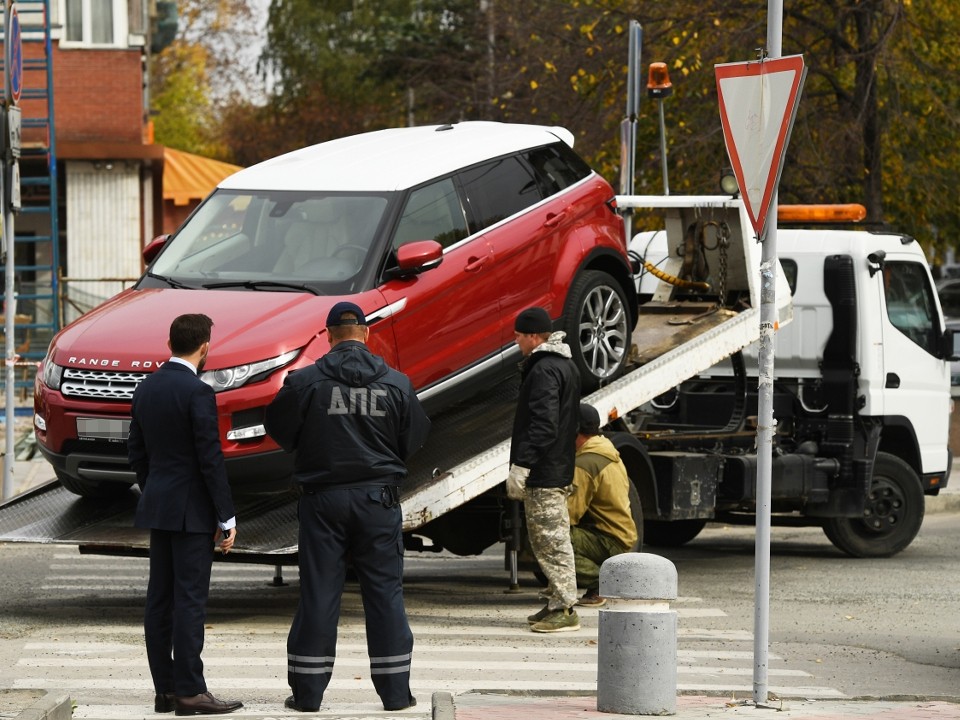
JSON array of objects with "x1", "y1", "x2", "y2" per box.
[{"x1": 163, "y1": 147, "x2": 243, "y2": 206}]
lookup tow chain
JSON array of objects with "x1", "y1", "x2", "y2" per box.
[{"x1": 698, "y1": 220, "x2": 730, "y2": 308}]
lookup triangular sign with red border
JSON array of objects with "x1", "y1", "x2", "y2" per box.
[{"x1": 715, "y1": 55, "x2": 806, "y2": 238}]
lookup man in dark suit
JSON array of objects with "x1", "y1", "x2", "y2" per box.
[{"x1": 128, "y1": 313, "x2": 243, "y2": 716}]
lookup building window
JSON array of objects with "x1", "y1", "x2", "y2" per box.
[{"x1": 64, "y1": 0, "x2": 126, "y2": 46}]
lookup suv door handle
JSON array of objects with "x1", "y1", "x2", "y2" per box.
[
  {"x1": 465, "y1": 255, "x2": 488, "y2": 272},
  {"x1": 885, "y1": 372, "x2": 900, "y2": 389},
  {"x1": 543, "y1": 211, "x2": 567, "y2": 228}
]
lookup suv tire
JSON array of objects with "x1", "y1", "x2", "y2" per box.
[{"x1": 563, "y1": 270, "x2": 631, "y2": 392}]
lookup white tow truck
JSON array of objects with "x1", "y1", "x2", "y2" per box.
[{"x1": 403, "y1": 194, "x2": 955, "y2": 559}]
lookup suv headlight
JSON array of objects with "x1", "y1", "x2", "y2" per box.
[
  {"x1": 200, "y1": 349, "x2": 300, "y2": 392},
  {"x1": 41, "y1": 358, "x2": 64, "y2": 390}
]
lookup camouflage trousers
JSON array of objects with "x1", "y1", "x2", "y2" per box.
[
  {"x1": 570, "y1": 525, "x2": 628, "y2": 591},
  {"x1": 524, "y1": 486, "x2": 578, "y2": 611}
]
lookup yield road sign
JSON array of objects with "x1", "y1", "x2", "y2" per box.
[{"x1": 715, "y1": 55, "x2": 806, "y2": 237}]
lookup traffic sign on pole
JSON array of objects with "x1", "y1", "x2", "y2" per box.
[
  {"x1": 5, "y1": 2, "x2": 23, "y2": 106},
  {"x1": 715, "y1": 55, "x2": 806, "y2": 237}
]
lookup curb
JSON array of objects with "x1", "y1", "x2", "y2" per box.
[
  {"x1": 14, "y1": 693, "x2": 71, "y2": 720},
  {"x1": 927, "y1": 492, "x2": 960, "y2": 514},
  {"x1": 432, "y1": 691, "x2": 454, "y2": 720}
]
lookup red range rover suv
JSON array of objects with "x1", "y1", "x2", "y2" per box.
[{"x1": 34, "y1": 121, "x2": 637, "y2": 496}]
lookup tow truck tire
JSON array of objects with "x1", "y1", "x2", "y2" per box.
[
  {"x1": 821, "y1": 452, "x2": 924, "y2": 558},
  {"x1": 56, "y1": 470, "x2": 131, "y2": 499},
  {"x1": 563, "y1": 270, "x2": 631, "y2": 393},
  {"x1": 643, "y1": 518, "x2": 707, "y2": 547}
]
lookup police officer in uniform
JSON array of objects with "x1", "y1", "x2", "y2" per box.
[{"x1": 265, "y1": 301, "x2": 430, "y2": 713}]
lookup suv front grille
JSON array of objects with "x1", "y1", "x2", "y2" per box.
[{"x1": 61, "y1": 368, "x2": 148, "y2": 401}]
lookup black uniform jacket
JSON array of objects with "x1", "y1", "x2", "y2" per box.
[
  {"x1": 264, "y1": 340, "x2": 431, "y2": 487},
  {"x1": 509, "y1": 348, "x2": 580, "y2": 489},
  {"x1": 128, "y1": 361, "x2": 236, "y2": 533}
]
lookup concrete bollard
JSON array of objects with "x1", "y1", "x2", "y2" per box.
[{"x1": 597, "y1": 552, "x2": 677, "y2": 715}]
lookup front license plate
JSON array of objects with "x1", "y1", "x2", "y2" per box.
[{"x1": 77, "y1": 417, "x2": 131, "y2": 442}]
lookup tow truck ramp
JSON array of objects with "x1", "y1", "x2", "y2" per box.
[{"x1": 0, "y1": 305, "x2": 765, "y2": 561}]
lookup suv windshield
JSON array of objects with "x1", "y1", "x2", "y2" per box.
[{"x1": 148, "y1": 190, "x2": 393, "y2": 293}]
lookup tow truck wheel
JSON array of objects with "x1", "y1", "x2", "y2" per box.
[
  {"x1": 822, "y1": 452, "x2": 924, "y2": 558},
  {"x1": 643, "y1": 519, "x2": 707, "y2": 547},
  {"x1": 564, "y1": 270, "x2": 631, "y2": 393},
  {"x1": 55, "y1": 470, "x2": 131, "y2": 498}
]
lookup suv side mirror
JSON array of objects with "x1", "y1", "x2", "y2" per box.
[
  {"x1": 397, "y1": 240, "x2": 443, "y2": 272},
  {"x1": 385, "y1": 240, "x2": 443, "y2": 280},
  {"x1": 143, "y1": 234, "x2": 169, "y2": 265}
]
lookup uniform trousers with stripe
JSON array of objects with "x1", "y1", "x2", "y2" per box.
[{"x1": 287, "y1": 484, "x2": 414, "y2": 710}]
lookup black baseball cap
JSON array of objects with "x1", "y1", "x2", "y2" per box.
[
  {"x1": 578, "y1": 403, "x2": 601, "y2": 435},
  {"x1": 326, "y1": 301, "x2": 366, "y2": 327}
]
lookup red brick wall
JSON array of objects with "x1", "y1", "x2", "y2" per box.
[
  {"x1": 51, "y1": 46, "x2": 145, "y2": 144},
  {"x1": 2, "y1": 42, "x2": 145, "y2": 146}
]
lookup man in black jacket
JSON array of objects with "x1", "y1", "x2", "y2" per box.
[
  {"x1": 128, "y1": 313, "x2": 242, "y2": 716},
  {"x1": 507, "y1": 306, "x2": 581, "y2": 633},
  {"x1": 265, "y1": 301, "x2": 430, "y2": 713}
]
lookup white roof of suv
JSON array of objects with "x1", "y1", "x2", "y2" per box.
[{"x1": 219, "y1": 121, "x2": 577, "y2": 193}]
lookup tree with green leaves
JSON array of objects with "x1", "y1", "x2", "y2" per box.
[{"x1": 150, "y1": 0, "x2": 262, "y2": 158}]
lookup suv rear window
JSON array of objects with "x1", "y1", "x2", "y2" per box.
[
  {"x1": 458, "y1": 142, "x2": 592, "y2": 233},
  {"x1": 525, "y1": 143, "x2": 592, "y2": 196},
  {"x1": 459, "y1": 155, "x2": 540, "y2": 231}
]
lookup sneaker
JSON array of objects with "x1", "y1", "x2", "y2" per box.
[
  {"x1": 577, "y1": 589, "x2": 606, "y2": 607},
  {"x1": 531, "y1": 608, "x2": 581, "y2": 633},
  {"x1": 527, "y1": 604, "x2": 551, "y2": 624}
]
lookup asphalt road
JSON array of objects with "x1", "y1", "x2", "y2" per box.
[
  {"x1": 658, "y1": 512, "x2": 960, "y2": 698},
  {"x1": 0, "y1": 508, "x2": 958, "y2": 718}
]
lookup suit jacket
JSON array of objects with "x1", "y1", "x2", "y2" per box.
[{"x1": 128, "y1": 361, "x2": 235, "y2": 533}]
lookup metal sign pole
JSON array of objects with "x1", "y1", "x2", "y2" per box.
[
  {"x1": 2, "y1": 152, "x2": 12, "y2": 501},
  {"x1": 2, "y1": 0, "x2": 21, "y2": 501},
  {"x1": 753, "y1": 0, "x2": 784, "y2": 705}
]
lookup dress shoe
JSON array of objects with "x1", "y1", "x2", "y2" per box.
[
  {"x1": 384, "y1": 696, "x2": 417, "y2": 711},
  {"x1": 284, "y1": 695, "x2": 319, "y2": 712},
  {"x1": 155, "y1": 693, "x2": 176, "y2": 713},
  {"x1": 174, "y1": 692, "x2": 243, "y2": 716}
]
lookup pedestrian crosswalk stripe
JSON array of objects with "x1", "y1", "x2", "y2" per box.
[
  {"x1": 23, "y1": 552, "x2": 844, "y2": 704},
  {"x1": 14, "y1": 677, "x2": 846, "y2": 698},
  {"x1": 16, "y1": 657, "x2": 811, "y2": 677},
  {"x1": 23, "y1": 641, "x2": 774, "y2": 660}
]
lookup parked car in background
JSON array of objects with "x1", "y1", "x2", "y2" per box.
[{"x1": 34, "y1": 122, "x2": 638, "y2": 497}]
